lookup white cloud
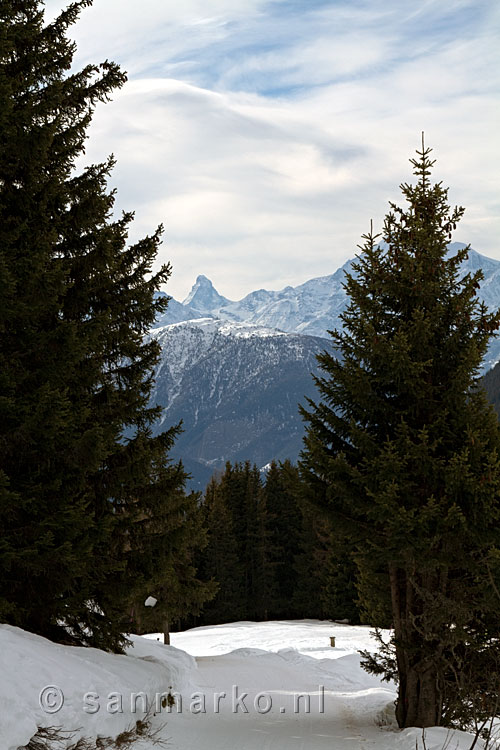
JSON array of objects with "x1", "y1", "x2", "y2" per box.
[{"x1": 43, "y1": 0, "x2": 500, "y2": 300}]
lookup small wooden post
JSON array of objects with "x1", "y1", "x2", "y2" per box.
[{"x1": 330, "y1": 636, "x2": 336, "y2": 647}]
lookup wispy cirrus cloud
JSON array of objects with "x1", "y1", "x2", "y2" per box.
[{"x1": 43, "y1": 0, "x2": 500, "y2": 300}]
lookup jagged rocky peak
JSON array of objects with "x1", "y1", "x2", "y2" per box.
[{"x1": 183, "y1": 274, "x2": 230, "y2": 311}]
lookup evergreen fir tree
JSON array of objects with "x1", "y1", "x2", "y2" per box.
[
  {"x1": 219, "y1": 461, "x2": 269, "y2": 620},
  {"x1": 320, "y1": 534, "x2": 360, "y2": 624},
  {"x1": 243, "y1": 462, "x2": 272, "y2": 619},
  {"x1": 263, "y1": 460, "x2": 302, "y2": 618},
  {"x1": 300, "y1": 138, "x2": 500, "y2": 728},
  {"x1": 292, "y1": 502, "x2": 349, "y2": 621},
  {"x1": 197, "y1": 475, "x2": 245, "y2": 624},
  {"x1": 0, "y1": 0, "x2": 209, "y2": 650},
  {"x1": 291, "y1": 503, "x2": 329, "y2": 618}
]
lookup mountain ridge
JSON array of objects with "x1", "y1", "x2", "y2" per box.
[{"x1": 155, "y1": 244, "x2": 500, "y2": 367}]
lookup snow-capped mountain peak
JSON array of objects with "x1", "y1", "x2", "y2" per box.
[{"x1": 182, "y1": 274, "x2": 230, "y2": 311}]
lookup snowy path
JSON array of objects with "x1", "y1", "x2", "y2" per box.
[
  {"x1": 163, "y1": 650, "x2": 393, "y2": 749},
  {"x1": 162, "y1": 664, "x2": 394, "y2": 748},
  {"x1": 142, "y1": 621, "x2": 474, "y2": 750}
]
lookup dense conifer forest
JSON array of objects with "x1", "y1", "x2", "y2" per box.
[{"x1": 187, "y1": 460, "x2": 360, "y2": 629}]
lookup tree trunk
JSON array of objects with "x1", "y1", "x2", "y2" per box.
[
  {"x1": 130, "y1": 605, "x2": 142, "y2": 634},
  {"x1": 163, "y1": 619, "x2": 170, "y2": 645},
  {"x1": 396, "y1": 655, "x2": 441, "y2": 727},
  {"x1": 389, "y1": 564, "x2": 442, "y2": 728}
]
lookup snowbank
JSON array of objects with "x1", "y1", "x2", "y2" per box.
[
  {"x1": 166, "y1": 618, "x2": 386, "y2": 659},
  {"x1": 0, "y1": 624, "x2": 197, "y2": 750}
]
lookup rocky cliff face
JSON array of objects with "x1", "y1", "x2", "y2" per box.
[{"x1": 150, "y1": 319, "x2": 332, "y2": 489}]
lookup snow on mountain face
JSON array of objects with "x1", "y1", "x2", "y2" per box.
[
  {"x1": 156, "y1": 244, "x2": 500, "y2": 337},
  {"x1": 149, "y1": 319, "x2": 333, "y2": 489},
  {"x1": 154, "y1": 260, "x2": 353, "y2": 337},
  {"x1": 152, "y1": 318, "x2": 289, "y2": 400},
  {"x1": 182, "y1": 274, "x2": 231, "y2": 311},
  {"x1": 222, "y1": 257, "x2": 354, "y2": 337},
  {"x1": 461, "y1": 249, "x2": 500, "y2": 314}
]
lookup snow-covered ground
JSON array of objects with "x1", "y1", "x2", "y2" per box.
[{"x1": 0, "y1": 620, "x2": 489, "y2": 750}]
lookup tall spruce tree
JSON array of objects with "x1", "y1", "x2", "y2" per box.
[
  {"x1": 198, "y1": 476, "x2": 246, "y2": 625},
  {"x1": 198, "y1": 462, "x2": 277, "y2": 623},
  {"x1": 262, "y1": 460, "x2": 301, "y2": 618},
  {"x1": 0, "y1": 0, "x2": 207, "y2": 650},
  {"x1": 300, "y1": 139, "x2": 500, "y2": 728},
  {"x1": 320, "y1": 532, "x2": 360, "y2": 624},
  {"x1": 223, "y1": 461, "x2": 270, "y2": 620}
]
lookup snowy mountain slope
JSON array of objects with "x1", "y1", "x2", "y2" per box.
[
  {"x1": 218, "y1": 257, "x2": 354, "y2": 337},
  {"x1": 154, "y1": 244, "x2": 500, "y2": 370},
  {"x1": 152, "y1": 318, "x2": 290, "y2": 407},
  {"x1": 1, "y1": 620, "x2": 485, "y2": 750},
  {"x1": 150, "y1": 319, "x2": 332, "y2": 488}
]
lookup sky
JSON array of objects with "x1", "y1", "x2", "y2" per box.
[{"x1": 43, "y1": 0, "x2": 500, "y2": 302}]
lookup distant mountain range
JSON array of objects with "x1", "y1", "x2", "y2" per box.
[
  {"x1": 155, "y1": 259, "x2": 352, "y2": 339},
  {"x1": 151, "y1": 243, "x2": 500, "y2": 489},
  {"x1": 156, "y1": 243, "x2": 500, "y2": 363}
]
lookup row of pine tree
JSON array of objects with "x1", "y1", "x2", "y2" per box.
[{"x1": 193, "y1": 460, "x2": 359, "y2": 628}]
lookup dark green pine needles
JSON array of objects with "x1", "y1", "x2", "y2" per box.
[
  {"x1": 300, "y1": 139, "x2": 500, "y2": 729},
  {"x1": 0, "y1": 0, "x2": 212, "y2": 651}
]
